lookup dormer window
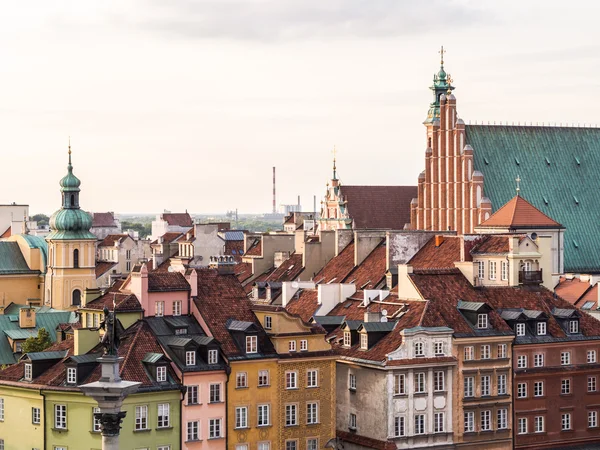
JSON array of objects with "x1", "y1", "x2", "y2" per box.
[
  {"x1": 67, "y1": 367, "x2": 77, "y2": 384},
  {"x1": 477, "y1": 314, "x2": 488, "y2": 329},
  {"x1": 569, "y1": 320, "x2": 579, "y2": 334},
  {"x1": 174, "y1": 327, "x2": 188, "y2": 336},
  {"x1": 24, "y1": 363, "x2": 32, "y2": 381},
  {"x1": 343, "y1": 331, "x2": 351, "y2": 347},
  {"x1": 434, "y1": 342, "x2": 444, "y2": 355},
  {"x1": 537, "y1": 322, "x2": 547, "y2": 336},
  {"x1": 156, "y1": 366, "x2": 167, "y2": 382},
  {"x1": 246, "y1": 336, "x2": 257, "y2": 354},
  {"x1": 186, "y1": 351, "x2": 196, "y2": 366},
  {"x1": 208, "y1": 349, "x2": 218, "y2": 365},
  {"x1": 265, "y1": 316, "x2": 272, "y2": 330},
  {"x1": 288, "y1": 341, "x2": 296, "y2": 352},
  {"x1": 515, "y1": 323, "x2": 526, "y2": 337},
  {"x1": 360, "y1": 333, "x2": 368, "y2": 350},
  {"x1": 414, "y1": 342, "x2": 424, "y2": 357}
]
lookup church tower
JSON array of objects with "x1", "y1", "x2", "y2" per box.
[
  {"x1": 318, "y1": 149, "x2": 353, "y2": 231},
  {"x1": 44, "y1": 143, "x2": 97, "y2": 309}
]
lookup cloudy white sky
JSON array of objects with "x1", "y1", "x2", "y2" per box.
[{"x1": 1, "y1": 0, "x2": 599, "y2": 214}]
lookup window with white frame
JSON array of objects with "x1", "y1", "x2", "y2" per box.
[
  {"x1": 497, "y1": 408, "x2": 508, "y2": 429},
  {"x1": 497, "y1": 344, "x2": 507, "y2": 359},
  {"x1": 569, "y1": 320, "x2": 579, "y2": 334},
  {"x1": 414, "y1": 414, "x2": 425, "y2": 435},
  {"x1": 235, "y1": 407, "x2": 248, "y2": 428},
  {"x1": 537, "y1": 322, "x2": 546, "y2": 336},
  {"x1": 258, "y1": 404, "x2": 270, "y2": 426},
  {"x1": 394, "y1": 416, "x2": 405, "y2": 437},
  {"x1": 307, "y1": 369, "x2": 318, "y2": 388},
  {"x1": 415, "y1": 372, "x2": 426, "y2": 393},
  {"x1": 264, "y1": 316, "x2": 272, "y2": 329},
  {"x1": 285, "y1": 441, "x2": 297, "y2": 450},
  {"x1": 464, "y1": 376, "x2": 474, "y2": 397},
  {"x1": 434, "y1": 371, "x2": 445, "y2": 392},
  {"x1": 434, "y1": 341, "x2": 444, "y2": 355},
  {"x1": 210, "y1": 383, "x2": 221, "y2": 402},
  {"x1": 518, "y1": 417, "x2": 527, "y2": 434},
  {"x1": 481, "y1": 410, "x2": 491, "y2": 431},
  {"x1": 135, "y1": 405, "x2": 148, "y2": 430},
  {"x1": 155, "y1": 301, "x2": 164, "y2": 317},
  {"x1": 534, "y1": 354, "x2": 544, "y2": 367},
  {"x1": 589, "y1": 411, "x2": 598, "y2": 428},
  {"x1": 464, "y1": 346, "x2": 474, "y2": 361},
  {"x1": 300, "y1": 340, "x2": 308, "y2": 351},
  {"x1": 187, "y1": 385, "x2": 198, "y2": 404},
  {"x1": 209, "y1": 418, "x2": 222, "y2": 438},
  {"x1": 32, "y1": 407, "x2": 41, "y2": 424},
  {"x1": 54, "y1": 404, "x2": 67, "y2": 429},
  {"x1": 93, "y1": 407, "x2": 101, "y2": 432},
  {"x1": 498, "y1": 374, "x2": 507, "y2": 395},
  {"x1": 349, "y1": 413, "x2": 357, "y2": 430},
  {"x1": 235, "y1": 446, "x2": 248, "y2": 450},
  {"x1": 258, "y1": 370, "x2": 269, "y2": 387},
  {"x1": 173, "y1": 300, "x2": 182, "y2": 316},
  {"x1": 478, "y1": 261, "x2": 485, "y2": 279},
  {"x1": 515, "y1": 323, "x2": 526, "y2": 336},
  {"x1": 561, "y1": 379, "x2": 571, "y2": 394},
  {"x1": 588, "y1": 350, "x2": 597, "y2": 363},
  {"x1": 534, "y1": 381, "x2": 544, "y2": 397},
  {"x1": 208, "y1": 349, "x2": 218, "y2": 364},
  {"x1": 307, "y1": 402, "x2": 319, "y2": 424},
  {"x1": 157, "y1": 403, "x2": 170, "y2": 428},
  {"x1": 343, "y1": 331, "x2": 351, "y2": 347},
  {"x1": 360, "y1": 333, "x2": 368, "y2": 350},
  {"x1": 561, "y1": 352, "x2": 571, "y2": 365},
  {"x1": 434, "y1": 412, "x2": 444, "y2": 433},
  {"x1": 349, "y1": 373, "x2": 356, "y2": 391},
  {"x1": 246, "y1": 335, "x2": 257, "y2": 353},
  {"x1": 589, "y1": 376, "x2": 597, "y2": 392},
  {"x1": 286, "y1": 404, "x2": 298, "y2": 426},
  {"x1": 414, "y1": 341, "x2": 424, "y2": 357},
  {"x1": 534, "y1": 416, "x2": 544, "y2": 433},
  {"x1": 187, "y1": 420, "x2": 199, "y2": 441},
  {"x1": 562, "y1": 413, "x2": 571, "y2": 430},
  {"x1": 481, "y1": 345, "x2": 491, "y2": 359},
  {"x1": 236, "y1": 372, "x2": 248, "y2": 389},
  {"x1": 464, "y1": 411, "x2": 474, "y2": 433},
  {"x1": 24, "y1": 363, "x2": 32, "y2": 381},
  {"x1": 517, "y1": 382, "x2": 527, "y2": 398},
  {"x1": 489, "y1": 261, "x2": 497, "y2": 280},
  {"x1": 481, "y1": 375, "x2": 491, "y2": 396},
  {"x1": 286, "y1": 371, "x2": 297, "y2": 389},
  {"x1": 394, "y1": 374, "x2": 406, "y2": 395},
  {"x1": 66, "y1": 367, "x2": 77, "y2": 384},
  {"x1": 501, "y1": 261, "x2": 508, "y2": 281},
  {"x1": 307, "y1": 439, "x2": 318, "y2": 450},
  {"x1": 156, "y1": 366, "x2": 167, "y2": 382},
  {"x1": 288, "y1": 340, "x2": 296, "y2": 352},
  {"x1": 517, "y1": 355, "x2": 527, "y2": 368},
  {"x1": 186, "y1": 350, "x2": 196, "y2": 366}
]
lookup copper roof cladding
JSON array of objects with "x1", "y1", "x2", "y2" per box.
[
  {"x1": 91, "y1": 212, "x2": 118, "y2": 228},
  {"x1": 95, "y1": 261, "x2": 117, "y2": 278},
  {"x1": 470, "y1": 235, "x2": 511, "y2": 254},
  {"x1": 83, "y1": 292, "x2": 142, "y2": 312},
  {"x1": 478, "y1": 195, "x2": 563, "y2": 229},
  {"x1": 314, "y1": 240, "x2": 355, "y2": 284},
  {"x1": 161, "y1": 212, "x2": 193, "y2": 227},
  {"x1": 554, "y1": 277, "x2": 593, "y2": 305},
  {"x1": 408, "y1": 235, "x2": 461, "y2": 270},
  {"x1": 344, "y1": 240, "x2": 386, "y2": 289},
  {"x1": 147, "y1": 272, "x2": 190, "y2": 292},
  {"x1": 98, "y1": 234, "x2": 129, "y2": 247},
  {"x1": 340, "y1": 185, "x2": 418, "y2": 229},
  {"x1": 193, "y1": 268, "x2": 275, "y2": 358}
]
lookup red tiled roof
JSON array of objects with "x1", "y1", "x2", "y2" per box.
[
  {"x1": 470, "y1": 235, "x2": 510, "y2": 254},
  {"x1": 478, "y1": 195, "x2": 563, "y2": 228},
  {"x1": 285, "y1": 289, "x2": 319, "y2": 322},
  {"x1": 555, "y1": 277, "x2": 592, "y2": 305},
  {"x1": 337, "y1": 430, "x2": 397, "y2": 450},
  {"x1": 235, "y1": 262, "x2": 253, "y2": 283},
  {"x1": 99, "y1": 234, "x2": 129, "y2": 247},
  {"x1": 344, "y1": 240, "x2": 386, "y2": 289},
  {"x1": 152, "y1": 232, "x2": 184, "y2": 245},
  {"x1": 341, "y1": 185, "x2": 418, "y2": 229},
  {"x1": 577, "y1": 284, "x2": 598, "y2": 309},
  {"x1": 147, "y1": 272, "x2": 190, "y2": 292},
  {"x1": 225, "y1": 241, "x2": 244, "y2": 262},
  {"x1": 263, "y1": 253, "x2": 304, "y2": 284},
  {"x1": 314, "y1": 241, "x2": 355, "y2": 284},
  {"x1": 95, "y1": 261, "x2": 117, "y2": 278},
  {"x1": 408, "y1": 236, "x2": 460, "y2": 270},
  {"x1": 245, "y1": 238, "x2": 262, "y2": 257},
  {"x1": 83, "y1": 292, "x2": 142, "y2": 312},
  {"x1": 0, "y1": 226, "x2": 11, "y2": 238},
  {"x1": 92, "y1": 212, "x2": 118, "y2": 228},
  {"x1": 161, "y1": 212, "x2": 193, "y2": 227}
]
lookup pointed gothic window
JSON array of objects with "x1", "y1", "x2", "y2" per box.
[{"x1": 73, "y1": 249, "x2": 79, "y2": 268}]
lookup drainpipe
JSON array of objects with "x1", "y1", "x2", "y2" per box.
[
  {"x1": 225, "y1": 365, "x2": 231, "y2": 449},
  {"x1": 180, "y1": 372, "x2": 185, "y2": 450},
  {"x1": 511, "y1": 341, "x2": 515, "y2": 450},
  {"x1": 39, "y1": 389, "x2": 46, "y2": 450}
]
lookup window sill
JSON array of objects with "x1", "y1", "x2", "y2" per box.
[
  {"x1": 257, "y1": 424, "x2": 272, "y2": 428},
  {"x1": 235, "y1": 387, "x2": 249, "y2": 390},
  {"x1": 348, "y1": 426, "x2": 357, "y2": 432},
  {"x1": 413, "y1": 392, "x2": 428, "y2": 396},
  {"x1": 90, "y1": 430, "x2": 101, "y2": 434},
  {"x1": 307, "y1": 422, "x2": 320, "y2": 426},
  {"x1": 285, "y1": 424, "x2": 299, "y2": 427},
  {"x1": 286, "y1": 387, "x2": 299, "y2": 390},
  {"x1": 52, "y1": 428, "x2": 68, "y2": 432},
  {"x1": 186, "y1": 402, "x2": 202, "y2": 406},
  {"x1": 208, "y1": 436, "x2": 225, "y2": 440},
  {"x1": 234, "y1": 426, "x2": 249, "y2": 430},
  {"x1": 133, "y1": 428, "x2": 151, "y2": 433},
  {"x1": 208, "y1": 401, "x2": 224, "y2": 404},
  {"x1": 186, "y1": 439, "x2": 203, "y2": 443},
  {"x1": 257, "y1": 384, "x2": 270, "y2": 388},
  {"x1": 349, "y1": 388, "x2": 356, "y2": 393},
  {"x1": 156, "y1": 426, "x2": 173, "y2": 431}
]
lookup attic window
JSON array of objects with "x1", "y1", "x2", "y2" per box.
[
  {"x1": 536, "y1": 322, "x2": 546, "y2": 336},
  {"x1": 360, "y1": 333, "x2": 368, "y2": 350},
  {"x1": 156, "y1": 366, "x2": 167, "y2": 382},
  {"x1": 343, "y1": 331, "x2": 351, "y2": 347},
  {"x1": 67, "y1": 367, "x2": 77, "y2": 384},
  {"x1": 246, "y1": 336, "x2": 258, "y2": 354},
  {"x1": 186, "y1": 351, "x2": 196, "y2": 366},
  {"x1": 414, "y1": 342, "x2": 424, "y2": 357},
  {"x1": 24, "y1": 363, "x2": 32, "y2": 381},
  {"x1": 515, "y1": 323, "x2": 526, "y2": 337},
  {"x1": 477, "y1": 313, "x2": 488, "y2": 329},
  {"x1": 582, "y1": 302, "x2": 595, "y2": 310},
  {"x1": 569, "y1": 320, "x2": 579, "y2": 334},
  {"x1": 175, "y1": 328, "x2": 188, "y2": 335}
]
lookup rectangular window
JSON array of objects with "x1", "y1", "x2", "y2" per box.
[
  {"x1": 434, "y1": 341, "x2": 444, "y2": 355},
  {"x1": 590, "y1": 376, "x2": 598, "y2": 392},
  {"x1": 561, "y1": 351, "x2": 571, "y2": 365},
  {"x1": 481, "y1": 410, "x2": 491, "y2": 431},
  {"x1": 489, "y1": 261, "x2": 496, "y2": 280},
  {"x1": 414, "y1": 342, "x2": 424, "y2": 356},
  {"x1": 54, "y1": 404, "x2": 67, "y2": 429},
  {"x1": 569, "y1": 320, "x2": 579, "y2": 334},
  {"x1": 434, "y1": 412, "x2": 444, "y2": 433},
  {"x1": 481, "y1": 375, "x2": 491, "y2": 396},
  {"x1": 187, "y1": 420, "x2": 199, "y2": 441},
  {"x1": 264, "y1": 316, "x2": 272, "y2": 329},
  {"x1": 534, "y1": 353, "x2": 544, "y2": 367},
  {"x1": 349, "y1": 413, "x2": 357, "y2": 430},
  {"x1": 173, "y1": 300, "x2": 182, "y2": 316},
  {"x1": 307, "y1": 402, "x2": 319, "y2": 424},
  {"x1": 32, "y1": 407, "x2": 41, "y2": 424},
  {"x1": 186, "y1": 351, "x2": 196, "y2": 366},
  {"x1": 258, "y1": 370, "x2": 269, "y2": 387},
  {"x1": 562, "y1": 413, "x2": 571, "y2": 430},
  {"x1": 285, "y1": 404, "x2": 298, "y2": 426},
  {"x1": 343, "y1": 331, "x2": 351, "y2": 347},
  {"x1": 516, "y1": 323, "x2": 525, "y2": 336},
  {"x1": 537, "y1": 322, "x2": 546, "y2": 335},
  {"x1": 517, "y1": 355, "x2": 527, "y2": 368},
  {"x1": 209, "y1": 418, "x2": 222, "y2": 438},
  {"x1": 415, "y1": 372, "x2": 426, "y2": 393},
  {"x1": 235, "y1": 407, "x2": 248, "y2": 428},
  {"x1": 285, "y1": 441, "x2": 297, "y2": 450},
  {"x1": 518, "y1": 417, "x2": 527, "y2": 434},
  {"x1": 300, "y1": 340, "x2": 308, "y2": 351},
  {"x1": 288, "y1": 340, "x2": 296, "y2": 352},
  {"x1": 501, "y1": 261, "x2": 508, "y2": 280},
  {"x1": 349, "y1": 373, "x2": 356, "y2": 391},
  {"x1": 307, "y1": 369, "x2": 318, "y2": 388},
  {"x1": 394, "y1": 416, "x2": 405, "y2": 437},
  {"x1": 307, "y1": 439, "x2": 318, "y2": 450},
  {"x1": 246, "y1": 336, "x2": 257, "y2": 353},
  {"x1": 517, "y1": 382, "x2": 527, "y2": 398},
  {"x1": 464, "y1": 346, "x2": 474, "y2": 361},
  {"x1": 93, "y1": 407, "x2": 101, "y2": 432},
  {"x1": 209, "y1": 383, "x2": 221, "y2": 403},
  {"x1": 481, "y1": 345, "x2": 491, "y2": 359},
  {"x1": 497, "y1": 344, "x2": 507, "y2": 359},
  {"x1": 157, "y1": 403, "x2": 170, "y2": 428},
  {"x1": 464, "y1": 376, "x2": 474, "y2": 398},
  {"x1": 208, "y1": 349, "x2": 218, "y2": 364},
  {"x1": 498, "y1": 374, "x2": 507, "y2": 395},
  {"x1": 394, "y1": 374, "x2": 406, "y2": 395},
  {"x1": 497, "y1": 408, "x2": 508, "y2": 429},
  {"x1": 360, "y1": 333, "x2": 368, "y2": 350},
  {"x1": 187, "y1": 385, "x2": 198, "y2": 405},
  {"x1": 562, "y1": 379, "x2": 571, "y2": 395},
  {"x1": 464, "y1": 411, "x2": 474, "y2": 433},
  {"x1": 534, "y1": 416, "x2": 544, "y2": 433},
  {"x1": 588, "y1": 350, "x2": 597, "y2": 363},
  {"x1": 135, "y1": 405, "x2": 148, "y2": 430},
  {"x1": 66, "y1": 367, "x2": 77, "y2": 384},
  {"x1": 25, "y1": 363, "x2": 32, "y2": 381},
  {"x1": 414, "y1": 414, "x2": 425, "y2": 435},
  {"x1": 286, "y1": 371, "x2": 298, "y2": 389},
  {"x1": 434, "y1": 371, "x2": 445, "y2": 392},
  {"x1": 236, "y1": 372, "x2": 248, "y2": 389},
  {"x1": 589, "y1": 411, "x2": 598, "y2": 428},
  {"x1": 156, "y1": 366, "x2": 167, "y2": 382},
  {"x1": 478, "y1": 261, "x2": 485, "y2": 279},
  {"x1": 258, "y1": 404, "x2": 270, "y2": 426},
  {"x1": 534, "y1": 381, "x2": 544, "y2": 397},
  {"x1": 155, "y1": 301, "x2": 164, "y2": 317}
]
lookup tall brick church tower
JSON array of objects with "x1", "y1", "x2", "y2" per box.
[{"x1": 410, "y1": 48, "x2": 492, "y2": 233}]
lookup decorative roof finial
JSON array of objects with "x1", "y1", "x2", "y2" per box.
[
  {"x1": 515, "y1": 175, "x2": 521, "y2": 196},
  {"x1": 332, "y1": 145, "x2": 337, "y2": 180},
  {"x1": 439, "y1": 45, "x2": 446, "y2": 67},
  {"x1": 68, "y1": 136, "x2": 72, "y2": 167}
]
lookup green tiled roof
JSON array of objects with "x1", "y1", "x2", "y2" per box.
[
  {"x1": 465, "y1": 125, "x2": 600, "y2": 273},
  {"x1": 0, "y1": 242, "x2": 37, "y2": 275}
]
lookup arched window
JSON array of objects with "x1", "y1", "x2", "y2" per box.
[
  {"x1": 73, "y1": 249, "x2": 79, "y2": 268},
  {"x1": 72, "y1": 289, "x2": 81, "y2": 306}
]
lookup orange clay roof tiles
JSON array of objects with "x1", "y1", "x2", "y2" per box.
[
  {"x1": 408, "y1": 236, "x2": 461, "y2": 270},
  {"x1": 161, "y1": 213, "x2": 193, "y2": 227},
  {"x1": 344, "y1": 240, "x2": 386, "y2": 289},
  {"x1": 555, "y1": 277, "x2": 592, "y2": 305},
  {"x1": 314, "y1": 241, "x2": 355, "y2": 284},
  {"x1": 478, "y1": 195, "x2": 563, "y2": 229}
]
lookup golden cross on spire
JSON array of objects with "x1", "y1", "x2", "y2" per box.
[
  {"x1": 332, "y1": 145, "x2": 337, "y2": 179},
  {"x1": 515, "y1": 175, "x2": 521, "y2": 195},
  {"x1": 68, "y1": 136, "x2": 71, "y2": 155},
  {"x1": 439, "y1": 45, "x2": 446, "y2": 65}
]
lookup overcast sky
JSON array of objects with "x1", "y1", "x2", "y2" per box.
[{"x1": 1, "y1": 0, "x2": 599, "y2": 215}]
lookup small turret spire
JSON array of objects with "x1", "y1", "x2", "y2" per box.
[
  {"x1": 68, "y1": 136, "x2": 72, "y2": 169},
  {"x1": 332, "y1": 145, "x2": 337, "y2": 180},
  {"x1": 439, "y1": 45, "x2": 446, "y2": 67}
]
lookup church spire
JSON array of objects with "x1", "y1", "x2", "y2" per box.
[
  {"x1": 425, "y1": 46, "x2": 455, "y2": 123},
  {"x1": 332, "y1": 145, "x2": 337, "y2": 180}
]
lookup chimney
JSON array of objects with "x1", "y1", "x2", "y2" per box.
[
  {"x1": 298, "y1": 195, "x2": 301, "y2": 209},
  {"x1": 364, "y1": 311, "x2": 380, "y2": 323},
  {"x1": 209, "y1": 255, "x2": 236, "y2": 275},
  {"x1": 273, "y1": 167, "x2": 277, "y2": 214},
  {"x1": 19, "y1": 306, "x2": 36, "y2": 328},
  {"x1": 435, "y1": 235, "x2": 444, "y2": 247}
]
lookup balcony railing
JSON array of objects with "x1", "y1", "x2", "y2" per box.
[{"x1": 519, "y1": 269, "x2": 543, "y2": 285}]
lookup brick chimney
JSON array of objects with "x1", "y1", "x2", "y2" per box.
[
  {"x1": 209, "y1": 255, "x2": 236, "y2": 275},
  {"x1": 19, "y1": 306, "x2": 36, "y2": 328}
]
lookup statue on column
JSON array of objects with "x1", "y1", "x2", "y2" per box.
[{"x1": 92, "y1": 305, "x2": 121, "y2": 356}]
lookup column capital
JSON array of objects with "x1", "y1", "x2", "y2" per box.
[{"x1": 95, "y1": 411, "x2": 127, "y2": 437}]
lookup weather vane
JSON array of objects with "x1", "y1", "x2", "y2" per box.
[{"x1": 439, "y1": 46, "x2": 446, "y2": 65}]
